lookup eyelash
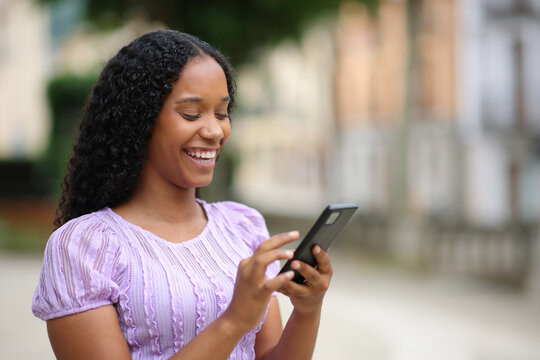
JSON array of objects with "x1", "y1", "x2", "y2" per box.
[
  {"x1": 181, "y1": 113, "x2": 200, "y2": 120},
  {"x1": 181, "y1": 113, "x2": 229, "y2": 120}
]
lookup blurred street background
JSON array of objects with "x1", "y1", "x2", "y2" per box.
[{"x1": 2, "y1": 0, "x2": 540, "y2": 358}]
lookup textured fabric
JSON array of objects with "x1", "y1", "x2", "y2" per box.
[{"x1": 32, "y1": 200, "x2": 280, "y2": 360}]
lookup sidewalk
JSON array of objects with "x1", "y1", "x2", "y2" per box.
[
  {"x1": 0, "y1": 252, "x2": 54, "y2": 359},
  {"x1": 289, "y1": 251, "x2": 540, "y2": 360},
  {"x1": 1, "y1": 250, "x2": 539, "y2": 359}
]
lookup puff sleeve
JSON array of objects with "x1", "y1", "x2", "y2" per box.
[
  {"x1": 221, "y1": 201, "x2": 281, "y2": 282},
  {"x1": 32, "y1": 215, "x2": 125, "y2": 320}
]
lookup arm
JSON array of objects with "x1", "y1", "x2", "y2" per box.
[
  {"x1": 46, "y1": 305, "x2": 249, "y2": 360},
  {"x1": 254, "y1": 297, "x2": 283, "y2": 358},
  {"x1": 46, "y1": 231, "x2": 299, "y2": 360},
  {"x1": 47, "y1": 305, "x2": 131, "y2": 359},
  {"x1": 255, "y1": 297, "x2": 321, "y2": 360},
  {"x1": 256, "y1": 246, "x2": 333, "y2": 360}
]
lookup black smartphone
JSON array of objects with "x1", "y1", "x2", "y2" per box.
[{"x1": 279, "y1": 203, "x2": 358, "y2": 284}]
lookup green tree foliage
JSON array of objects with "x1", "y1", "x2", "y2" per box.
[
  {"x1": 40, "y1": 0, "x2": 378, "y2": 65},
  {"x1": 0, "y1": 76, "x2": 95, "y2": 199},
  {"x1": 0, "y1": 160, "x2": 48, "y2": 198},
  {"x1": 38, "y1": 73, "x2": 98, "y2": 197}
]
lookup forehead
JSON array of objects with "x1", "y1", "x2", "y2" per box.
[{"x1": 172, "y1": 56, "x2": 228, "y2": 94}]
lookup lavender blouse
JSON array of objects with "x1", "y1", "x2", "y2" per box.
[{"x1": 32, "y1": 200, "x2": 279, "y2": 359}]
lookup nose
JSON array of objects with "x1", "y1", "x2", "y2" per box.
[{"x1": 200, "y1": 116, "x2": 225, "y2": 141}]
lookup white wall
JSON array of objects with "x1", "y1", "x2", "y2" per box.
[{"x1": 0, "y1": 0, "x2": 51, "y2": 158}]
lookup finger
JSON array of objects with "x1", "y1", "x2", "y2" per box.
[
  {"x1": 277, "y1": 287, "x2": 288, "y2": 296},
  {"x1": 290, "y1": 260, "x2": 322, "y2": 286},
  {"x1": 256, "y1": 231, "x2": 299, "y2": 253},
  {"x1": 312, "y1": 246, "x2": 333, "y2": 274},
  {"x1": 280, "y1": 278, "x2": 311, "y2": 296},
  {"x1": 251, "y1": 248, "x2": 294, "y2": 278},
  {"x1": 245, "y1": 232, "x2": 298, "y2": 280},
  {"x1": 262, "y1": 271, "x2": 295, "y2": 294}
]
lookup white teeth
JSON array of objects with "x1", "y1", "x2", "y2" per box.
[{"x1": 187, "y1": 150, "x2": 216, "y2": 160}]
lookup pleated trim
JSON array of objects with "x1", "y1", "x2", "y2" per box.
[
  {"x1": 96, "y1": 211, "x2": 143, "y2": 350},
  {"x1": 134, "y1": 231, "x2": 163, "y2": 355},
  {"x1": 190, "y1": 239, "x2": 229, "y2": 316},
  {"x1": 153, "y1": 240, "x2": 185, "y2": 351},
  {"x1": 183, "y1": 245, "x2": 208, "y2": 333}
]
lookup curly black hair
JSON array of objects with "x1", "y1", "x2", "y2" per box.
[{"x1": 55, "y1": 30, "x2": 236, "y2": 226}]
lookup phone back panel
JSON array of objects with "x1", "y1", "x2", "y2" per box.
[
  {"x1": 294, "y1": 204, "x2": 358, "y2": 266},
  {"x1": 279, "y1": 204, "x2": 358, "y2": 283}
]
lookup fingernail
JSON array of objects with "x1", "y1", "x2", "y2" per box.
[
  {"x1": 284, "y1": 250, "x2": 294, "y2": 258},
  {"x1": 286, "y1": 271, "x2": 295, "y2": 278},
  {"x1": 291, "y1": 261, "x2": 300, "y2": 269},
  {"x1": 313, "y1": 246, "x2": 321, "y2": 254},
  {"x1": 288, "y1": 231, "x2": 299, "y2": 238}
]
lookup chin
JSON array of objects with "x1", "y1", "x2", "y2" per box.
[
  {"x1": 195, "y1": 181, "x2": 212, "y2": 188},
  {"x1": 185, "y1": 177, "x2": 213, "y2": 189}
]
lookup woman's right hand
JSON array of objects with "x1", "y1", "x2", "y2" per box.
[{"x1": 222, "y1": 231, "x2": 299, "y2": 333}]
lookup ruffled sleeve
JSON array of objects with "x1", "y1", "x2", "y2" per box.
[
  {"x1": 218, "y1": 201, "x2": 281, "y2": 282},
  {"x1": 32, "y1": 214, "x2": 125, "y2": 320}
]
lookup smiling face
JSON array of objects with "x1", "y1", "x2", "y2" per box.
[{"x1": 142, "y1": 56, "x2": 231, "y2": 191}]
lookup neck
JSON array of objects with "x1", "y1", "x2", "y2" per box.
[{"x1": 113, "y1": 172, "x2": 204, "y2": 226}]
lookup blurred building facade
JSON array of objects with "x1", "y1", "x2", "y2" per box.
[
  {"x1": 0, "y1": 0, "x2": 161, "y2": 160},
  {"x1": 232, "y1": 0, "x2": 540, "y2": 287},
  {"x1": 53, "y1": 17, "x2": 162, "y2": 76},
  {"x1": 2, "y1": 0, "x2": 539, "y2": 289},
  {"x1": 0, "y1": 0, "x2": 51, "y2": 159}
]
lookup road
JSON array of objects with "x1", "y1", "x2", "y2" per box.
[{"x1": 1, "y1": 250, "x2": 539, "y2": 359}]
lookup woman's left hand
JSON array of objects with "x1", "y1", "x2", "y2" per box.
[{"x1": 278, "y1": 245, "x2": 333, "y2": 314}]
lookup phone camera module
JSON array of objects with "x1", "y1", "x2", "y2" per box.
[{"x1": 325, "y1": 212, "x2": 341, "y2": 225}]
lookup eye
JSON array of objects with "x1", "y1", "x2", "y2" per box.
[
  {"x1": 181, "y1": 113, "x2": 201, "y2": 120},
  {"x1": 215, "y1": 113, "x2": 229, "y2": 120}
]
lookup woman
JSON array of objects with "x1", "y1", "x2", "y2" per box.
[{"x1": 32, "y1": 30, "x2": 333, "y2": 360}]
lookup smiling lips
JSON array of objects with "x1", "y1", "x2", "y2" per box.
[{"x1": 186, "y1": 150, "x2": 217, "y2": 163}]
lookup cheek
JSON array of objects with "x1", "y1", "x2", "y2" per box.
[{"x1": 221, "y1": 122, "x2": 232, "y2": 145}]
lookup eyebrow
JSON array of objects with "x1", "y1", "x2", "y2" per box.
[{"x1": 175, "y1": 96, "x2": 230, "y2": 104}]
